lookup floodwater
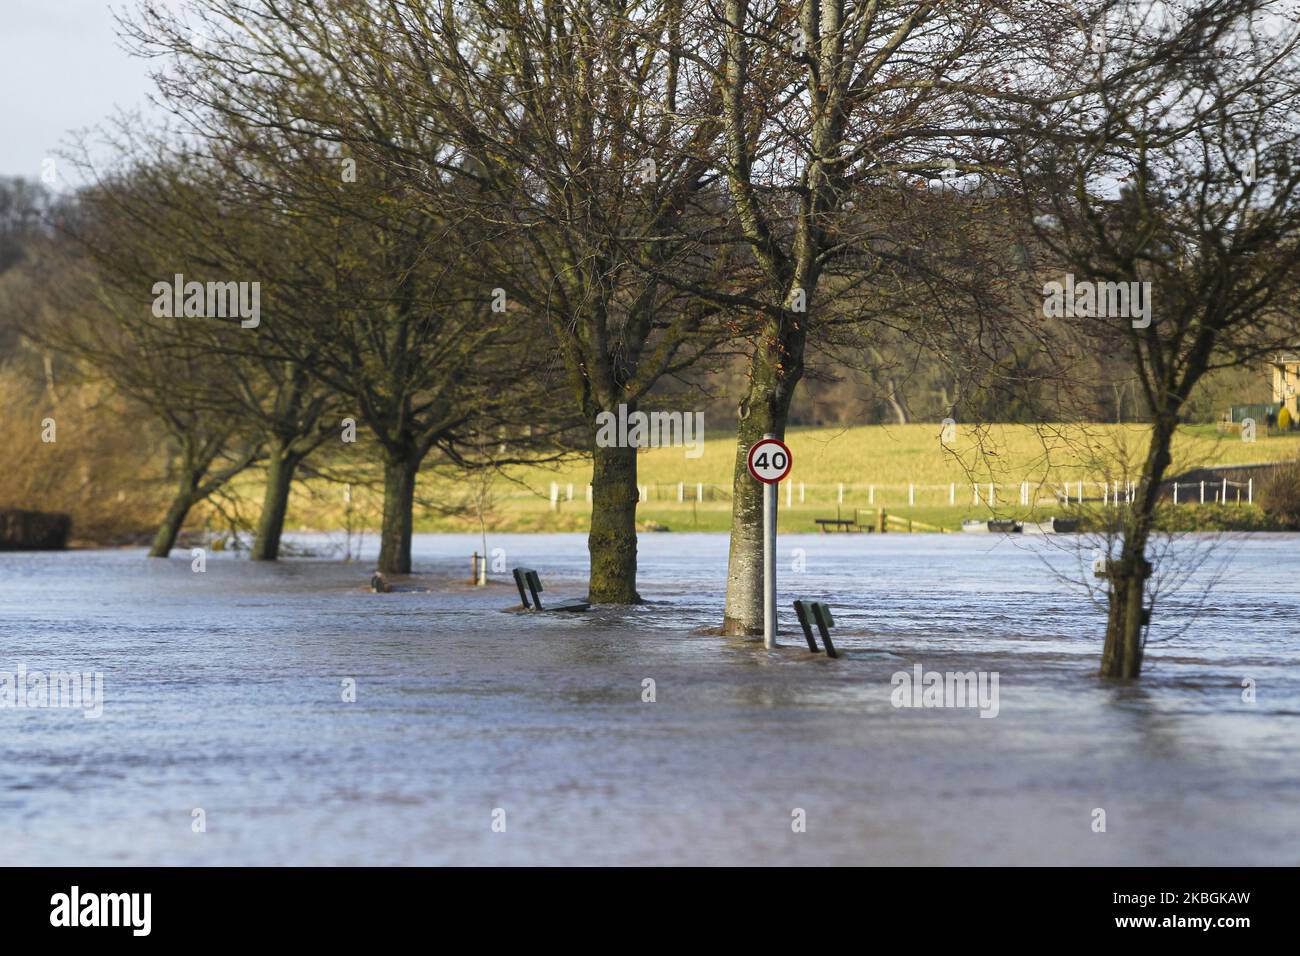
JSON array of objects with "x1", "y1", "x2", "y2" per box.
[{"x1": 1, "y1": 531, "x2": 1297, "y2": 865}]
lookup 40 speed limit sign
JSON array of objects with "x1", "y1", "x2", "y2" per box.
[{"x1": 747, "y1": 437, "x2": 793, "y2": 484}]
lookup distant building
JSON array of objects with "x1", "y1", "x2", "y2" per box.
[
  {"x1": 1273, "y1": 352, "x2": 1300, "y2": 421},
  {"x1": 1226, "y1": 352, "x2": 1299, "y2": 430}
]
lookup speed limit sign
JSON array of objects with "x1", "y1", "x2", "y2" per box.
[{"x1": 747, "y1": 437, "x2": 793, "y2": 484}]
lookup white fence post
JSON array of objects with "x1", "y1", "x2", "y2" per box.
[
  {"x1": 1249, "y1": 477, "x2": 1254, "y2": 504},
  {"x1": 838, "y1": 483, "x2": 844, "y2": 504},
  {"x1": 1200, "y1": 480, "x2": 1205, "y2": 504},
  {"x1": 566, "y1": 483, "x2": 574, "y2": 501},
  {"x1": 950, "y1": 482, "x2": 956, "y2": 505},
  {"x1": 989, "y1": 482, "x2": 995, "y2": 506},
  {"x1": 908, "y1": 484, "x2": 915, "y2": 506},
  {"x1": 550, "y1": 482, "x2": 559, "y2": 511},
  {"x1": 678, "y1": 481, "x2": 684, "y2": 503},
  {"x1": 587, "y1": 484, "x2": 593, "y2": 503},
  {"x1": 1173, "y1": 482, "x2": 1178, "y2": 505},
  {"x1": 698, "y1": 482, "x2": 704, "y2": 503},
  {"x1": 973, "y1": 483, "x2": 979, "y2": 505},
  {"x1": 869, "y1": 485, "x2": 875, "y2": 505}
]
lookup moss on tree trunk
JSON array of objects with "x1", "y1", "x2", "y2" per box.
[
  {"x1": 149, "y1": 483, "x2": 195, "y2": 558},
  {"x1": 251, "y1": 444, "x2": 301, "y2": 561},
  {"x1": 588, "y1": 440, "x2": 640, "y2": 603}
]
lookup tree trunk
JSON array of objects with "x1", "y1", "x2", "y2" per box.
[
  {"x1": 1098, "y1": 413, "x2": 1177, "y2": 678},
  {"x1": 1099, "y1": 552, "x2": 1152, "y2": 678},
  {"x1": 378, "y1": 451, "x2": 419, "y2": 574},
  {"x1": 588, "y1": 440, "x2": 640, "y2": 603},
  {"x1": 885, "y1": 377, "x2": 910, "y2": 425},
  {"x1": 149, "y1": 483, "x2": 196, "y2": 558},
  {"x1": 722, "y1": 331, "x2": 802, "y2": 635},
  {"x1": 251, "y1": 444, "x2": 301, "y2": 561}
]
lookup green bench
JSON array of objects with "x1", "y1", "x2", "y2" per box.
[
  {"x1": 793, "y1": 600, "x2": 838, "y2": 658},
  {"x1": 512, "y1": 567, "x2": 591, "y2": 613}
]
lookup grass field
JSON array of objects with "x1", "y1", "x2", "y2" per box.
[{"x1": 240, "y1": 422, "x2": 1300, "y2": 537}]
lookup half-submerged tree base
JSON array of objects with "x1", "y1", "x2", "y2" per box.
[
  {"x1": 250, "y1": 445, "x2": 302, "y2": 561},
  {"x1": 721, "y1": 414, "x2": 768, "y2": 636},
  {"x1": 148, "y1": 483, "x2": 197, "y2": 558},
  {"x1": 588, "y1": 442, "x2": 640, "y2": 604},
  {"x1": 377, "y1": 452, "x2": 419, "y2": 575},
  {"x1": 722, "y1": 338, "x2": 800, "y2": 635},
  {"x1": 1099, "y1": 557, "x2": 1152, "y2": 679}
]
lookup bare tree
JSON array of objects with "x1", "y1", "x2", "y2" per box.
[
  {"x1": 123, "y1": 0, "x2": 574, "y2": 574},
  {"x1": 999, "y1": 0, "x2": 1300, "y2": 676},
  {"x1": 659, "y1": 0, "x2": 1092, "y2": 632},
  {"x1": 67, "y1": 144, "x2": 344, "y2": 560},
  {"x1": 310, "y1": 0, "x2": 734, "y2": 600},
  {"x1": 26, "y1": 207, "x2": 264, "y2": 558}
]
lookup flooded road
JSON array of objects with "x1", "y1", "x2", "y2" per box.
[{"x1": 1, "y1": 532, "x2": 1296, "y2": 865}]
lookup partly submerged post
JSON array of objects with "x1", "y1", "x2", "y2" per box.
[
  {"x1": 747, "y1": 433, "x2": 793, "y2": 650},
  {"x1": 764, "y1": 475, "x2": 776, "y2": 648}
]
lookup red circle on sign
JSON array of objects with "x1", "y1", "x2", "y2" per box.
[{"x1": 747, "y1": 438, "x2": 793, "y2": 484}]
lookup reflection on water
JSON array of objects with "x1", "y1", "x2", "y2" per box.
[{"x1": 0, "y1": 532, "x2": 1296, "y2": 864}]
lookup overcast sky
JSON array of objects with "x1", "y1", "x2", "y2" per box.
[{"x1": 0, "y1": 0, "x2": 171, "y2": 184}]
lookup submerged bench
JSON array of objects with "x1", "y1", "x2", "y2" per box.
[
  {"x1": 814, "y1": 518, "x2": 857, "y2": 533},
  {"x1": 793, "y1": 600, "x2": 838, "y2": 658},
  {"x1": 512, "y1": 567, "x2": 591, "y2": 612}
]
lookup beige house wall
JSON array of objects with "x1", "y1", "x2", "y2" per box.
[{"x1": 1274, "y1": 354, "x2": 1300, "y2": 419}]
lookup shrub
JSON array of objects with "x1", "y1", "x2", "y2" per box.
[
  {"x1": 1259, "y1": 459, "x2": 1300, "y2": 529},
  {"x1": 0, "y1": 364, "x2": 169, "y2": 544}
]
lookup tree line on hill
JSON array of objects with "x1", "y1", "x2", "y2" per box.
[{"x1": 1, "y1": 0, "x2": 1299, "y2": 679}]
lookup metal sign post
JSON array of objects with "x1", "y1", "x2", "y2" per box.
[
  {"x1": 763, "y1": 478, "x2": 776, "y2": 647},
  {"x1": 747, "y1": 434, "x2": 793, "y2": 649}
]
